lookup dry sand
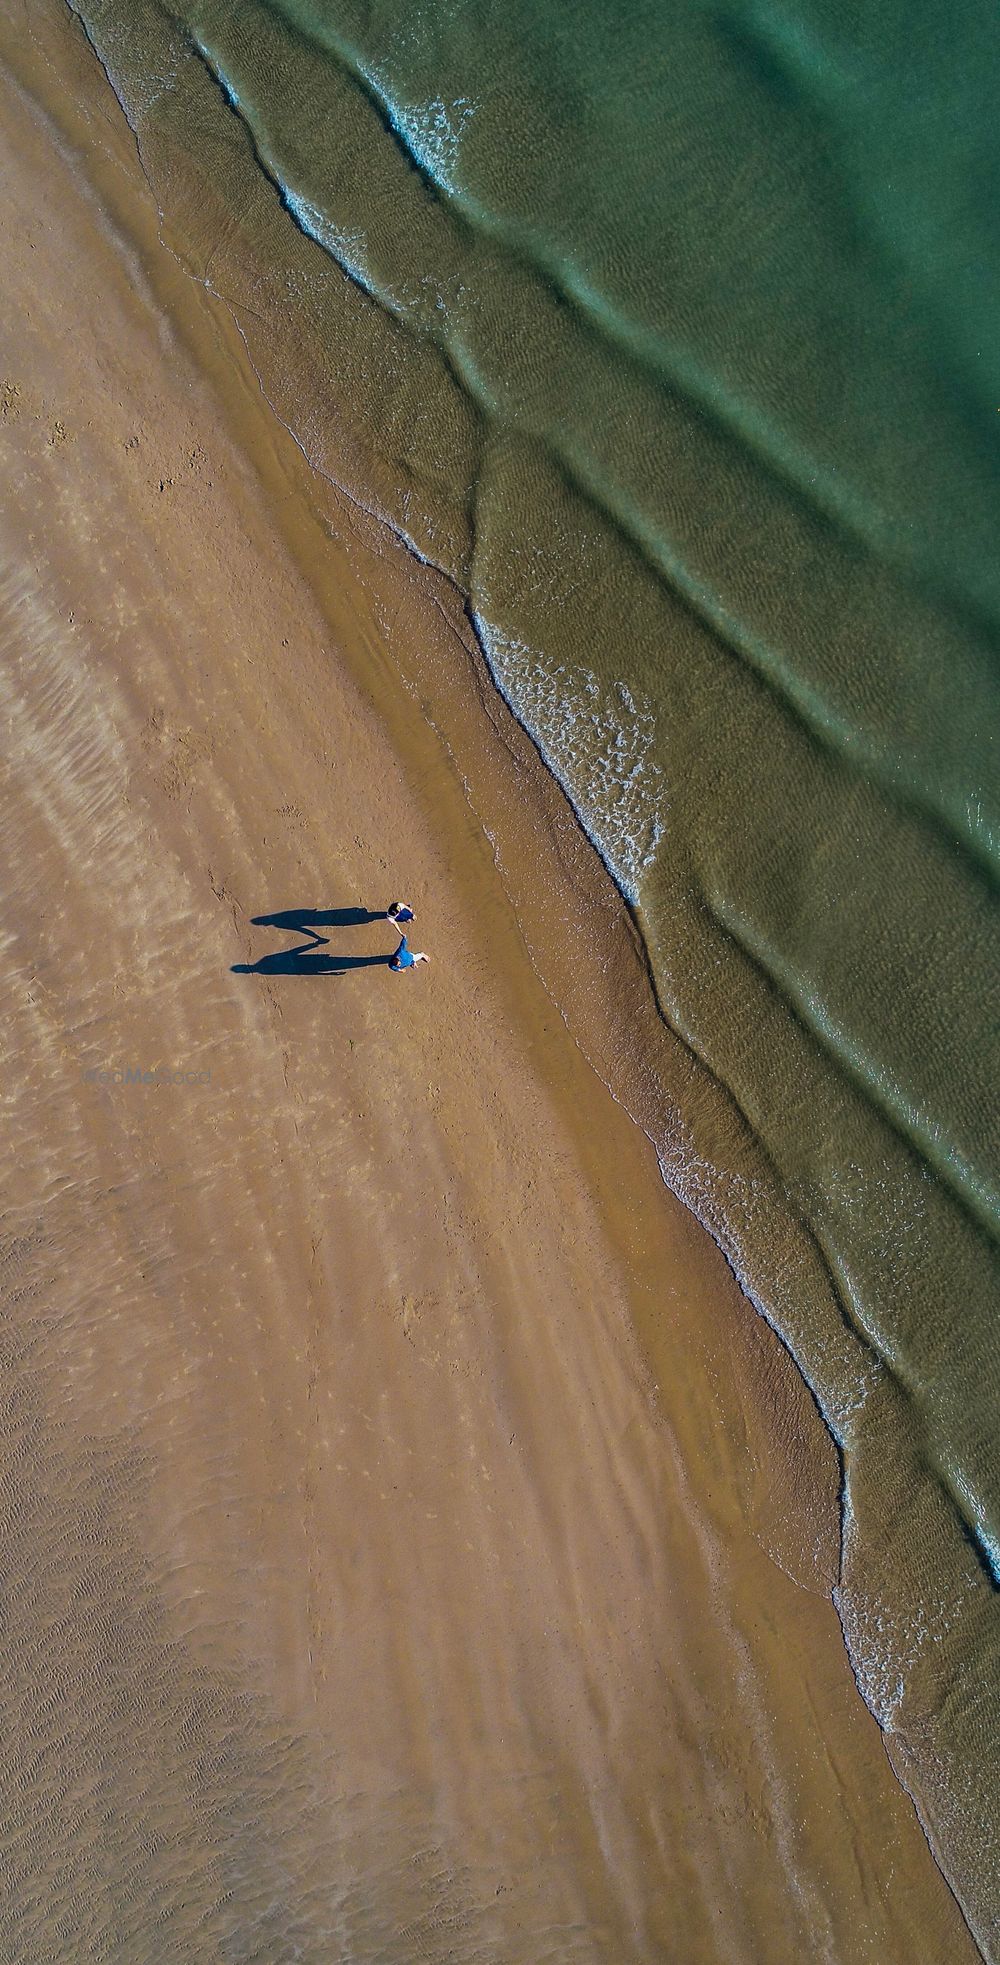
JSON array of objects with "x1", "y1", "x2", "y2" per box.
[{"x1": 0, "y1": 7, "x2": 978, "y2": 1960}]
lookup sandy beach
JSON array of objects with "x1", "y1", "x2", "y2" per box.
[{"x1": 0, "y1": 6, "x2": 979, "y2": 1959}]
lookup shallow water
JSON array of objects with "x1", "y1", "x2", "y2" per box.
[{"x1": 64, "y1": 0, "x2": 1000, "y2": 1949}]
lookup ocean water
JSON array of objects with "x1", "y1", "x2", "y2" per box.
[{"x1": 68, "y1": 0, "x2": 1000, "y2": 1950}]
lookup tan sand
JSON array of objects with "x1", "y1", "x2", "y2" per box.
[{"x1": 0, "y1": 7, "x2": 977, "y2": 1960}]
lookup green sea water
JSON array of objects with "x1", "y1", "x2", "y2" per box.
[{"x1": 69, "y1": 0, "x2": 1000, "y2": 1948}]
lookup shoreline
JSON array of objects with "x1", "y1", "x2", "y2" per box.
[{"x1": 0, "y1": 5, "x2": 980, "y2": 1958}]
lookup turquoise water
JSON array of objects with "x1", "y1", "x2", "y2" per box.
[{"x1": 71, "y1": 0, "x2": 1000, "y2": 1948}]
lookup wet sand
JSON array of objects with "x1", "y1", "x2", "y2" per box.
[{"x1": 0, "y1": 7, "x2": 978, "y2": 1960}]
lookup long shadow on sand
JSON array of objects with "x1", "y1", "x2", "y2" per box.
[
  {"x1": 251, "y1": 907, "x2": 385, "y2": 932},
  {"x1": 234, "y1": 904, "x2": 393, "y2": 977},
  {"x1": 233, "y1": 946, "x2": 392, "y2": 976}
]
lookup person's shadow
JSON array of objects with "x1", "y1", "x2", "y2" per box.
[
  {"x1": 232, "y1": 906, "x2": 393, "y2": 976},
  {"x1": 252, "y1": 907, "x2": 385, "y2": 933}
]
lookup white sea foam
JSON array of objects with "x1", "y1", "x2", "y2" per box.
[
  {"x1": 475, "y1": 618, "x2": 666, "y2": 905},
  {"x1": 365, "y1": 81, "x2": 476, "y2": 194},
  {"x1": 282, "y1": 187, "x2": 452, "y2": 322},
  {"x1": 283, "y1": 192, "x2": 373, "y2": 294},
  {"x1": 951, "y1": 1465, "x2": 1000, "y2": 1587},
  {"x1": 838, "y1": 1486, "x2": 979, "y2": 1731},
  {"x1": 69, "y1": 3, "x2": 186, "y2": 122}
]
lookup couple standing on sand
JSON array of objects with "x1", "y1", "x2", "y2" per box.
[{"x1": 385, "y1": 899, "x2": 430, "y2": 972}]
